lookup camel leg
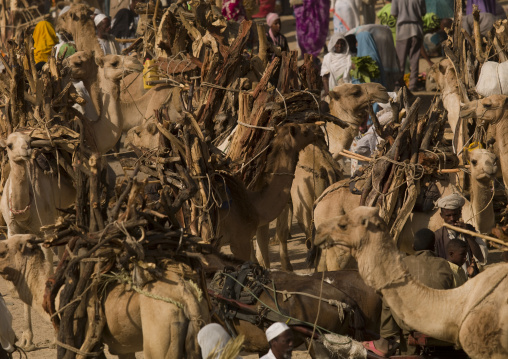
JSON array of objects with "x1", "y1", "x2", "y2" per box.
[
  {"x1": 276, "y1": 204, "x2": 293, "y2": 271},
  {"x1": 255, "y1": 224, "x2": 271, "y2": 269},
  {"x1": 19, "y1": 304, "x2": 36, "y2": 351}
]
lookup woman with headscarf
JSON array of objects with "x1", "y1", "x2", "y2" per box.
[
  {"x1": 353, "y1": 31, "x2": 385, "y2": 87},
  {"x1": 33, "y1": 21, "x2": 58, "y2": 71},
  {"x1": 321, "y1": 33, "x2": 352, "y2": 97},
  {"x1": 346, "y1": 24, "x2": 400, "y2": 90},
  {"x1": 294, "y1": 0, "x2": 330, "y2": 57},
  {"x1": 222, "y1": 0, "x2": 246, "y2": 21},
  {"x1": 266, "y1": 13, "x2": 289, "y2": 58}
]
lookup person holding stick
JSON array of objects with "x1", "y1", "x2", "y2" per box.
[{"x1": 434, "y1": 193, "x2": 488, "y2": 278}]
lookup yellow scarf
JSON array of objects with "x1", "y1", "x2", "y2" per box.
[{"x1": 33, "y1": 21, "x2": 58, "y2": 64}]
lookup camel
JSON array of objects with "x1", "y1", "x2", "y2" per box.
[
  {"x1": 0, "y1": 132, "x2": 76, "y2": 350},
  {"x1": 427, "y1": 59, "x2": 464, "y2": 153},
  {"x1": 67, "y1": 50, "x2": 184, "y2": 145},
  {"x1": 460, "y1": 94, "x2": 508, "y2": 190},
  {"x1": 314, "y1": 148, "x2": 497, "y2": 268},
  {"x1": 65, "y1": 51, "x2": 145, "y2": 153},
  {"x1": 55, "y1": 5, "x2": 104, "y2": 56},
  {"x1": 57, "y1": 6, "x2": 179, "y2": 122},
  {"x1": 217, "y1": 123, "x2": 326, "y2": 266},
  {"x1": 266, "y1": 83, "x2": 390, "y2": 271},
  {"x1": 315, "y1": 206, "x2": 508, "y2": 359},
  {"x1": 0, "y1": 234, "x2": 210, "y2": 359}
]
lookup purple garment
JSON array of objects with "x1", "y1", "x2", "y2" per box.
[
  {"x1": 294, "y1": 0, "x2": 331, "y2": 57},
  {"x1": 466, "y1": 0, "x2": 497, "y2": 15},
  {"x1": 222, "y1": 0, "x2": 246, "y2": 21}
]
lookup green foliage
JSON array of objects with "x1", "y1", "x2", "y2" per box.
[
  {"x1": 423, "y1": 13, "x2": 440, "y2": 33},
  {"x1": 350, "y1": 56, "x2": 380, "y2": 83}
]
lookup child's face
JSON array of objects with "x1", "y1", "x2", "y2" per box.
[
  {"x1": 334, "y1": 39, "x2": 346, "y2": 53},
  {"x1": 448, "y1": 248, "x2": 467, "y2": 267}
]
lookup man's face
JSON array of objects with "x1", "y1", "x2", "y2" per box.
[
  {"x1": 440, "y1": 208, "x2": 462, "y2": 225},
  {"x1": 271, "y1": 330, "x2": 294, "y2": 359},
  {"x1": 97, "y1": 18, "x2": 111, "y2": 38},
  {"x1": 448, "y1": 248, "x2": 467, "y2": 267}
]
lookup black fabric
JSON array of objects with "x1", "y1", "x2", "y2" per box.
[{"x1": 111, "y1": 8, "x2": 136, "y2": 38}]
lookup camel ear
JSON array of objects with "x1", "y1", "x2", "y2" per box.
[
  {"x1": 95, "y1": 55, "x2": 105, "y2": 68},
  {"x1": 329, "y1": 90, "x2": 340, "y2": 101},
  {"x1": 0, "y1": 139, "x2": 6, "y2": 148},
  {"x1": 146, "y1": 122, "x2": 157, "y2": 135}
]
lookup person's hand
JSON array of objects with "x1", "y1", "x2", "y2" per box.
[{"x1": 467, "y1": 263, "x2": 476, "y2": 277}]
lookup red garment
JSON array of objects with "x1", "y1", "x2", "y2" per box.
[{"x1": 252, "y1": 0, "x2": 275, "y2": 18}]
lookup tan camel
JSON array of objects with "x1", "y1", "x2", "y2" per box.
[
  {"x1": 65, "y1": 51, "x2": 144, "y2": 153},
  {"x1": 67, "y1": 50, "x2": 184, "y2": 143},
  {"x1": 56, "y1": 6, "x2": 155, "y2": 109},
  {"x1": 56, "y1": 5, "x2": 104, "y2": 56},
  {"x1": 0, "y1": 132, "x2": 76, "y2": 350},
  {"x1": 314, "y1": 148, "x2": 497, "y2": 268},
  {"x1": 315, "y1": 206, "x2": 508, "y2": 359},
  {"x1": 265, "y1": 83, "x2": 390, "y2": 270},
  {"x1": 0, "y1": 234, "x2": 209, "y2": 359},
  {"x1": 326, "y1": 83, "x2": 390, "y2": 159},
  {"x1": 460, "y1": 94, "x2": 508, "y2": 190},
  {"x1": 428, "y1": 59, "x2": 464, "y2": 153},
  {"x1": 217, "y1": 123, "x2": 326, "y2": 265}
]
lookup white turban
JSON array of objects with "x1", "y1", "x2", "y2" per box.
[
  {"x1": 198, "y1": 323, "x2": 234, "y2": 359},
  {"x1": 94, "y1": 13, "x2": 108, "y2": 27},
  {"x1": 437, "y1": 193, "x2": 466, "y2": 210},
  {"x1": 266, "y1": 322, "x2": 290, "y2": 342}
]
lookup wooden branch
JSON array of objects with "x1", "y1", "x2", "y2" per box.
[{"x1": 443, "y1": 223, "x2": 508, "y2": 247}]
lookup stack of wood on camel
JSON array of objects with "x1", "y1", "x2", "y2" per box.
[{"x1": 0, "y1": 2, "x2": 378, "y2": 358}]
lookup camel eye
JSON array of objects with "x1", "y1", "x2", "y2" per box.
[
  {"x1": 471, "y1": 159, "x2": 477, "y2": 166},
  {"x1": 338, "y1": 223, "x2": 347, "y2": 230},
  {"x1": 6, "y1": 143, "x2": 12, "y2": 150},
  {"x1": 111, "y1": 61, "x2": 119, "y2": 67}
]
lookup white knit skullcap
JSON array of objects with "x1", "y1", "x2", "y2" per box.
[
  {"x1": 94, "y1": 13, "x2": 107, "y2": 27},
  {"x1": 266, "y1": 322, "x2": 290, "y2": 342},
  {"x1": 437, "y1": 193, "x2": 465, "y2": 210}
]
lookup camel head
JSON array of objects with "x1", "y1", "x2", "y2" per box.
[
  {"x1": 126, "y1": 120, "x2": 159, "y2": 150},
  {"x1": 96, "y1": 54, "x2": 144, "y2": 83},
  {"x1": 0, "y1": 234, "x2": 42, "y2": 282},
  {"x1": 0, "y1": 132, "x2": 32, "y2": 164},
  {"x1": 469, "y1": 149, "x2": 497, "y2": 183},
  {"x1": 273, "y1": 123, "x2": 325, "y2": 152},
  {"x1": 460, "y1": 95, "x2": 508, "y2": 126},
  {"x1": 328, "y1": 83, "x2": 390, "y2": 127},
  {"x1": 65, "y1": 51, "x2": 95, "y2": 81},
  {"x1": 315, "y1": 206, "x2": 387, "y2": 256},
  {"x1": 428, "y1": 58, "x2": 456, "y2": 91},
  {"x1": 56, "y1": 4, "x2": 97, "y2": 49}
]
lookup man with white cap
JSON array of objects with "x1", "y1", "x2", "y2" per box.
[
  {"x1": 434, "y1": 193, "x2": 488, "y2": 277},
  {"x1": 94, "y1": 13, "x2": 121, "y2": 55},
  {"x1": 261, "y1": 322, "x2": 294, "y2": 359}
]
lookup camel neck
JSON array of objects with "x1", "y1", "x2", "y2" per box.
[
  {"x1": 469, "y1": 179, "x2": 494, "y2": 234},
  {"x1": 83, "y1": 71, "x2": 123, "y2": 153},
  {"x1": 495, "y1": 121, "x2": 508, "y2": 189},
  {"x1": 326, "y1": 122, "x2": 358, "y2": 159},
  {"x1": 356, "y1": 234, "x2": 466, "y2": 344},
  {"x1": 13, "y1": 252, "x2": 51, "y2": 315},
  {"x1": 9, "y1": 162, "x2": 31, "y2": 217},
  {"x1": 250, "y1": 147, "x2": 299, "y2": 225}
]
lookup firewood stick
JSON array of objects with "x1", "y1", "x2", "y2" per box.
[
  {"x1": 338, "y1": 151, "x2": 370, "y2": 162},
  {"x1": 341, "y1": 149, "x2": 372, "y2": 162},
  {"x1": 442, "y1": 223, "x2": 508, "y2": 248}
]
